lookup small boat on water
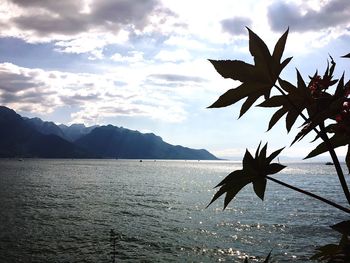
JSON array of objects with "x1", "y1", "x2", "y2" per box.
[{"x1": 325, "y1": 162, "x2": 333, "y2": 165}]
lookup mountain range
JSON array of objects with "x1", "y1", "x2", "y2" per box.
[{"x1": 0, "y1": 106, "x2": 218, "y2": 160}]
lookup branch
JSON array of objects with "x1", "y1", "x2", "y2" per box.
[{"x1": 266, "y1": 175, "x2": 350, "y2": 214}]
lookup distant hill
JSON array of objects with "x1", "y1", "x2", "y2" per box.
[
  {"x1": 0, "y1": 106, "x2": 93, "y2": 158},
  {"x1": 76, "y1": 125, "x2": 217, "y2": 160},
  {"x1": 0, "y1": 106, "x2": 219, "y2": 160}
]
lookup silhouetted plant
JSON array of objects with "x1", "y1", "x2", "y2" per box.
[{"x1": 207, "y1": 28, "x2": 350, "y2": 262}]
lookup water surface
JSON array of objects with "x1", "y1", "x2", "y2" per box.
[{"x1": 0, "y1": 159, "x2": 348, "y2": 262}]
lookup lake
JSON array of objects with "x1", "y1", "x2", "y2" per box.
[{"x1": 0, "y1": 159, "x2": 348, "y2": 262}]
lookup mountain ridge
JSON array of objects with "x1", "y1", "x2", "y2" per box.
[{"x1": 0, "y1": 106, "x2": 218, "y2": 160}]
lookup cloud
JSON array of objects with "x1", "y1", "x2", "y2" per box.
[
  {"x1": 0, "y1": 62, "x2": 189, "y2": 124},
  {"x1": 110, "y1": 51, "x2": 144, "y2": 63},
  {"x1": 9, "y1": 0, "x2": 160, "y2": 35},
  {"x1": 221, "y1": 17, "x2": 252, "y2": 35},
  {"x1": 149, "y1": 74, "x2": 206, "y2": 83},
  {"x1": 268, "y1": 0, "x2": 350, "y2": 32},
  {"x1": 155, "y1": 49, "x2": 191, "y2": 62},
  {"x1": 2, "y1": 0, "x2": 176, "y2": 57}
]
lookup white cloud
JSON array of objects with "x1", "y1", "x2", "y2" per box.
[
  {"x1": 110, "y1": 51, "x2": 144, "y2": 63},
  {"x1": 0, "y1": 62, "x2": 201, "y2": 124},
  {"x1": 155, "y1": 49, "x2": 191, "y2": 62}
]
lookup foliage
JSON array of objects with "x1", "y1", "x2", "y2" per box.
[
  {"x1": 207, "y1": 143, "x2": 285, "y2": 208},
  {"x1": 207, "y1": 27, "x2": 350, "y2": 262}
]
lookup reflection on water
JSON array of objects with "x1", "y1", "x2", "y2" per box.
[{"x1": 0, "y1": 159, "x2": 348, "y2": 262}]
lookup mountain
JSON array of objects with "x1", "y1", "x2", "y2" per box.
[
  {"x1": 76, "y1": 125, "x2": 218, "y2": 160},
  {"x1": 0, "y1": 106, "x2": 218, "y2": 160},
  {"x1": 59, "y1": 123, "x2": 98, "y2": 141},
  {"x1": 0, "y1": 106, "x2": 94, "y2": 158},
  {"x1": 24, "y1": 117, "x2": 66, "y2": 138}
]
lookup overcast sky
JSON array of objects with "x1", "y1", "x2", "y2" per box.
[{"x1": 1, "y1": 0, "x2": 350, "y2": 159}]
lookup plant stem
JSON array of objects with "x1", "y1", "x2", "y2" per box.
[
  {"x1": 273, "y1": 82, "x2": 350, "y2": 205},
  {"x1": 318, "y1": 124, "x2": 350, "y2": 204},
  {"x1": 266, "y1": 175, "x2": 350, "y2": 214}
]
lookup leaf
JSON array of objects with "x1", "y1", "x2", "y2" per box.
[
  {"x1": 342, "y1": 53, "x2": 350, "y2": 58},
  {"x1": 267, "y1": 147, "x2": 285, "y2": 163},
  {"x1": 253, "y1": 178, "x2": 267, "y2": 200},
  {"x1": 239, "y1": 94, "x2": 260, "y2": 118},
  {"x1": 278, "y1": 78, "x2": 295, "y2": 93},
  {"x1": 280, "y1": 57, "x2": 293, "y2": 71},
  {"x1": 267, "y1": 163, "x2": 286, "y2": 174},
  {"x1": 266, "y1": 108, "x2": 287, "y2": 131},
  {"x1": 331, "y1": 220, "x2": 350, "y2": 235},
  {"x1": 286, "y1": 109, "x2": 299, "y2": 132},
  {"x1": 208, "y1": 60, "x2": 256, "y2": 82},
  {"x1": 273, "y1": 28, "x2": 289, "y2": 63},
  {"x1": 208, "y1": 28, "x2": 291, "y2": 117},
  {"x1": 247, "y1": 27, "x2": 271, "y2": 70},
  {"x1": 310, "y1": 244, "x2": 340, "y2": 260},
  {"x1": 305, "y1": 134, "x2": 350, "y2": 159},
  {"x1": 207, "y1": 144, "x2": 285, "y2": 209},
  {"x1": 208, "y1": 82, "x2": 261, "y2": 108}
]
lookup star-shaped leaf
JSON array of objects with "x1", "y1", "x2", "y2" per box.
[
  {"x1": 258, "y1": 72, "x2": 311, "y2": 132},
  {"x1": 208, "y1": 28, "x2": 292, "y2": 117},
  {"x1": 207, "y1": 144, "x2": 285, "y2": 209}
]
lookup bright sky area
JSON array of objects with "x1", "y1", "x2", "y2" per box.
[{"x1": 0, "y1": 0, "x2": 349, "y2": 160}]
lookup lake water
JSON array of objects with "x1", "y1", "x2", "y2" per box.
[{"x1": 0, "y1": 159, "x2": 349, "y2": 262}]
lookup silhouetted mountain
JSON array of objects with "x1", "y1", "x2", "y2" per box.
[
  {"x1": 0, "y1": 106, "x2": 94, "y2": 158},
  {"x1": 59, "y1": 123, "x2": 98, "y2": 141},
  {"x1": 76, "y1": 125, "x2": 218, "y2": 160},
  {"x1": 24, "y1": 117, "x2": 66, "y2": 138},
  {"x1": 0, "y1": 106, "x2": 218, "y2": 160}
]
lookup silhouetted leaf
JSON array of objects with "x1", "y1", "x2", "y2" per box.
[
  {"x1": 267, "y1": 163, "x2": 286, "y2": 174},
  {"x1": 305, "y1": 134, "x2": 350, "y2": 159},
  {"x1": 259, "y1": 76, "x2": 311, "y2": 132},
  {"x1": 342, "y1": 53, "x2": 350, "y2": 58},
  {"x1": 208, "y1": 144, "x2": 285, "y2": 209},
  {"x1": 311, "y1": 233, "x2": 350, "y2": 262},
  {"x1": 253, "y1": 178, "x2": 267, "y2": 200},
  {"x1": 266, "y1": 108, "x2": 287, "y2": 131},
  {"x1": 311, "y1": 244, "x2": 340, "y2": 260},
  {"x1": 331, "y1": 220, "x2": 350, "y2": 235},
  {"x1": 273, "y1": 28, "x2": 289, "y2": 63},
  {"x1": 239, "y1": 94, "x2": 260, "y2": 118},
  {"x1": 208, "y1": 28, "x2": 291, "y2": 117},
  {"x1": 208, "y1": 82, "x2": 261, "y2": 108},
  {"x1": 208, "y1": 60, "x2": 256, "y2": 82},
  {"x1": 266, "y1": 147, "x2": 285, "y2": 163}
]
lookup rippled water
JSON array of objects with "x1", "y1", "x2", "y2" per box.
[{"x1": 0, "y1": 159, "x2": 349, "y2": 262}]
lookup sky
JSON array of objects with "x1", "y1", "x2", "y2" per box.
[{"x1": 1, "y1": 0, "x2": 350, "y2": 160}]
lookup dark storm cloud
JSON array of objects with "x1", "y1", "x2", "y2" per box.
[
  {"x1": 268, "y1": 0, "x2": 350, "y2": 32},
  {"x1": 221, "y1": 17, "x2": 252, "y2": 35},
  {"x1": 149, "y1": 74, "x2": 206, "y2": 83},
  {"x1": 10, "y1": 0, "x2": 162, "y2": 36}
]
